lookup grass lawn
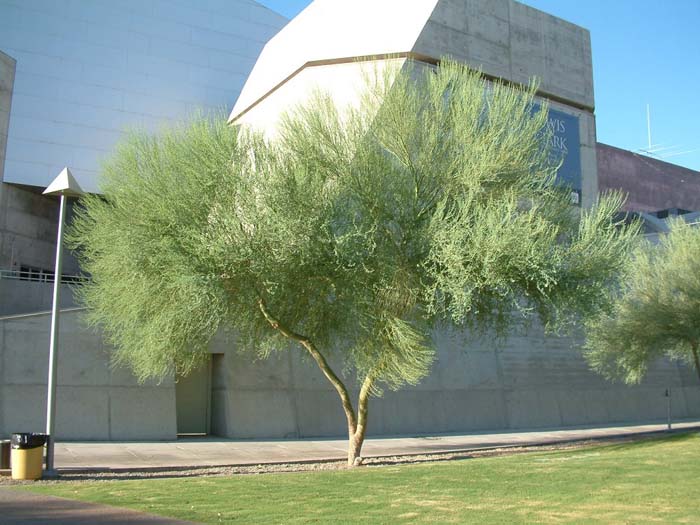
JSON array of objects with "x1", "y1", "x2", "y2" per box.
[{"x1": 18, "y1": 432, "x2": 700, "y2": 524}]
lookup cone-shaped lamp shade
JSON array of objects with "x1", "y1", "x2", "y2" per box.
[{"x1": 43, "y1": 167, "x2": 84, "y2": 197}]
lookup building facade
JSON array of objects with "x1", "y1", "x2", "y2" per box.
[
  {"x1": 211, "y1": 0, "x2": 700, "y2": 439},
  {"x1": 232, "y1": 0, "x2": 597, "y2": 207},
  {"x1": 0, "y1": 0, "x2": 286, "y2": 313},
  {"x1": 0, "y1": 0, "x2": 288, "y2": 438},
  {"x1": 0, "y1": 0, "x2": 698, "y2": 441}
]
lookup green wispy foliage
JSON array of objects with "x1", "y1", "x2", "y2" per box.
[
  {"x1": 585, "y1": 219, "x2": 700, "y2": 383},
  {"x1": 69, "y1": 60, "x2": 638, "y2": 463}
]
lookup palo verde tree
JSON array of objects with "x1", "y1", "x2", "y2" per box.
[
  {"x1": 70, "y1": 60, "x2": 638, "y2": 466},
  {"x1": 585, "y1": 218, "x2": 700, "y2": 384}
]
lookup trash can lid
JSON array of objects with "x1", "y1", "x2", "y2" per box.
[{"x1": 11, "y1": 433, "x2": 48, "y2": 449}]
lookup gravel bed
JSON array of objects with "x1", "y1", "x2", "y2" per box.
[{"x1": 0, "y1": 434, "x2": 656, "y2": 486}]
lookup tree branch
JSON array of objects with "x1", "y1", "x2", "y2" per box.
[
  {"x1": 355, "y1": 372, "x2": 375, "y2": 440},
  {"x1": 257, "y1": 297, "x2": 358, "y2": 434}
]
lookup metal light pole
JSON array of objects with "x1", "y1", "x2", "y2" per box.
[
  {"x1": 43, "y1": 167, "x2": 83, "y2": 475},
  {"x1": 666, "y1": 387, "x2": 672, "y2": 431}
]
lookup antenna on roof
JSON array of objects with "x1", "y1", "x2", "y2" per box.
[
  {"x1": 637, "y1": 104, "x2": 698, "y2": 160},
  {"x1": 646, "y1": 103, "x2": 652, "y2": 151}
]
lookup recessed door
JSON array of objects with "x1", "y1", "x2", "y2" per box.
[{"x1": 175, "y1": 357, "x2": 211, "y2": 435}]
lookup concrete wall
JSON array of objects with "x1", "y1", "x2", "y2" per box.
[
  {"x1": 414, "y1": 0, "x2": 597, "y2": 206},
  {"x1": 413, "y1": 0, "x2": 594, "y2": 110},
  {"x1": 0, "y1": 184, "x2": 80, "y2": 275},
  {"x1": 0, "y1": 280, "x2": 76, "y2": 316},
  {"x1": 0, "y1": 0, "x2": 286, "y2": 192},
  {"x1": 210, "y1": 326, "x2": 700, "y2": 439},
  {"x1": 1, "y1": 308, "x2": 697, "y2": 441},
  {"x1": 597, "y1": 142, "x2": 700, "y2": 212},
  {"x1": 0, "y1": 309, "x2": 176, "y2": 440}
]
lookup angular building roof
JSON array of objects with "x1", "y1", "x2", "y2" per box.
[
  {"x1": 230, "y1": 0, "x2": 594, "y2": 123},
  {"x1": 229, "y1": 0, "x2": 440, "y2": 122}
]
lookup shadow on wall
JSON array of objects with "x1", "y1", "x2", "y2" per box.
[
  {"x1": 1, "y1": 310, "x2": 699, "y2": 441},
  {"x1": 0, "y1": 310, "x2": 177, "y2": 441},
  {"x1": 206, "y1": 326, "x2": 700, "y2": 440},
  {"x1": 0, "y1": 280, "x2": 78, "y2": 316}
]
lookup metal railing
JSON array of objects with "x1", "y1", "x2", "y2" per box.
[{"x1": 0, "y1": 268, "x2": 88, "y2": 284}]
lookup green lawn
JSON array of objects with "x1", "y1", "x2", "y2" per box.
[{"x1": 19, "y1": 432, "x2": 700, "y2": 524}]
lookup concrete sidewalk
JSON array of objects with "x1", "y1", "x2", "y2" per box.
[{"x1": 53, "y1": 419, "x2": 700, "y2": 471}]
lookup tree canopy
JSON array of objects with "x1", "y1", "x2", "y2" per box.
[
  {"x1": 585, "y1": 219, "x2": 700, "y2": 384},
  {"x1": 69, "y1": 60, "x2": 638, "y2": 464}
]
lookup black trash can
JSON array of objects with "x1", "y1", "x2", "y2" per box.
[
  {"x1": 0, "y1": 440, "x2": 10, "y2": 469},
  {"x1": 11, "y1": 433, "x2": 48, "y2": 480}
]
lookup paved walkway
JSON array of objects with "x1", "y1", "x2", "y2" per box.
[
  {"x1": 54, "y1": 419, "x2": 700, "y2": 471},
  {"x1": 0, "y1": 488, "x2": 194, "y2": 524}
]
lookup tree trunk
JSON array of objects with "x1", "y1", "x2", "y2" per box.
[
  {"x1": 347, "y1": 373, "x2": 374, "y2": 466},
  {"x1": 691, "y1": 341, "x2": 700, "y2": 383},
  {"x1": 348, "y1": 434, "x2": 364, "y2": 466},
  {"x1": 257, "y1": 298, "x2": 374, "y2": 466}
]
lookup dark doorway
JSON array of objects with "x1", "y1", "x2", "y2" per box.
[{"x1": 175, "y1": 356, "x2": 211, "y2": 435}]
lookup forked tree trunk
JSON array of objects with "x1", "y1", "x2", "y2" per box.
[
  {"x1": 347, "y1": 373, "x2": 374, "y2": 466},
  {"x1": 258, "y1": 298, "x2": 374, "y2": 466}
]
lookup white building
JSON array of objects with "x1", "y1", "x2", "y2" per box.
[
  {"x1": 0, "y1": 0, "x2": 288, "y2": 438},
  {"x1": 0, "y1": 0, "x2": 285, "y2": 291},
  {"x1": 1, "y1": 0, "x2": 698, "y2": 441}
]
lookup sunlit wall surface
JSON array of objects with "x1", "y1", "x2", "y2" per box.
[{"x1": 0, "y1": 0, "x2": 287, "y2": 193}]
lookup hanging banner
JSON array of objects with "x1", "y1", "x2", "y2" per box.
[
  {"x1": 532, "y1": 103, "x2": 582, "y2": 203},
  {"x1": 546, "y1": 107, "x2": 582, "y2": 202}
]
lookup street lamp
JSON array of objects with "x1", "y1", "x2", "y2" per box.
[{"x1": 43, "y1": 167, "x2": 84, "y2": 475}]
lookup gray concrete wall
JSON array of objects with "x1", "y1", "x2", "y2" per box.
[
  {"x1": 0, "y1": 183, "x2": 80, "y2": 276},
  {"x1": 209, "y1": 326, "x2": 700, "y2": 439},
  {"x1": 0, "y1": 310, "x2": 176, "y2": 440},
  {"x1": 0, "y1": 280, "x2": 77, "y2": 316},
  {"x1": 414, "y1": 0, "x2": 594, "y2": 110},
  {"x1": 413, "y1": 0, "x2": 597, "y2": 207},
  {"x1": 2, "y1": 308, "x2": 697, "y2": 441}
]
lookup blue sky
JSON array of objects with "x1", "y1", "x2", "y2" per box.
[{"x1": 256, "y1": 0, "x2": 700, "y2": 172}]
